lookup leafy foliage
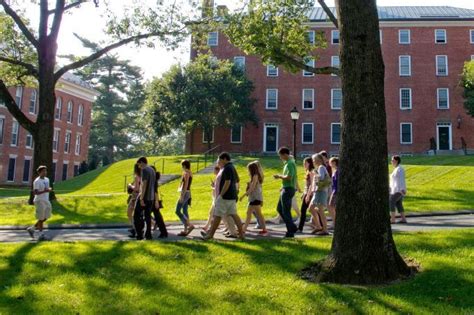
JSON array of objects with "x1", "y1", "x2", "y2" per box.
[{"x1": 461, "y1": 60, "x2": 474, "y2": 117}]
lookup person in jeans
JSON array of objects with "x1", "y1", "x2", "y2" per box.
[
  {"x1": 201, "y1": 152, "x2": 244, "y2": 240},
  {"x1": 27, "y1": 166, "x2": 53, "y2": 241},
  {"x1": 297, "y1": 157, "x2": 315, "y2": 232},
  {"x1": 390, "y1": 155, "x2": 407, "y2": 224},
  {"x1": 151, "y1": 166, "x2": 168, "y2": 238},
  {"x1": 134, "y1": 157, "x2": 155, "y2": 240},
  {"x1": 273, "y1": 147, "x2": 298, "y2": 238},
  {"x1": 175, "y1": 160, "x2": 195, "y2": 236}
]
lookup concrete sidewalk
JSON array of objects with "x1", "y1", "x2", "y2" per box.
[{"x1": 0, "y1": 214, "x2": 472, "y2": 243}]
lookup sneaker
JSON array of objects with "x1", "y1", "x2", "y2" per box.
[
  {"x1": 284, "y1": 233, "x2": 295, "y2": 238},
  {"x1": 26, "y1": 227, "x2": 35, "y2": 239},
  {"x1": 224, "y1": 234, "x2": 238, "y2": 239},
  {"x1": 254, "y1": 223, "x2": 261, "y2": 229},
  {"x1": 200, "y1": 230, "x2": 212, "y2": 241}
]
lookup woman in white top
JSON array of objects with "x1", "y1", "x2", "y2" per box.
[
  {"x1": 308, "y1": 153, "x2": 331, "y2": 235},
  {"x1": 390, "y1": 155, "x2": 407, "y2": 224}
]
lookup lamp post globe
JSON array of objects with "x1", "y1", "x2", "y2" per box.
[{"x1": 290, "y1": 106, "x2": 300, "y2": 159}]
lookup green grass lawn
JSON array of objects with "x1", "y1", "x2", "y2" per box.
[
  {"x1": 0, "y1": 229, "x2": 472, "y2": 314},
  {"x1": 0, "y1": 155, "x2": 473, "y2": 226}
]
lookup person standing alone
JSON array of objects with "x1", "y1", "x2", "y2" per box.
[
  {"x1": 273, "y1": 147, "x2": 298, "y2": 238},
  {"x1": 390, "y1": 155, "x2": 407, "y2": 224},
  {"x1": 27, "y1": 166, "x2": 53, "y2": 241}
]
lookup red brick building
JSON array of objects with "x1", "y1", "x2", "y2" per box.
[
  {"x1": 0, "y1": 73, "x2": 98, "y2": 185},
  {"x1": 186, "y1": 6, "x2": 474, "y2": 156}
]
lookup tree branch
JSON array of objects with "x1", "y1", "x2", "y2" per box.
[
  {"x1": 54, "y1": 31, "x2": 171, "y2": 81},
  {"x1": 48, "y1": 0, "x2": 87, "y2": 14},
  {"x1": 318, "y1": 0, "x2": 338, "y2": 29},
  {"x1": 0, "y1": 0, "x2": 39, "y2": 48},
  {"x1": 273, "y1": 49, "x2": 340, "y2": 75},
  {"x1": 0, "y1": 80, "x2": 36, "y2": 133},
  {"x1": 49, "y1": 0, "x2": 65, "y2": 41},
  {"x1": 0, "y1": 56, "x2": 39, "y2": 78}
]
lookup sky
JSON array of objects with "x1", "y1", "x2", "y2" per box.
[{"x1": 22, "y1": 0, "x2": 474, "y2": 81}]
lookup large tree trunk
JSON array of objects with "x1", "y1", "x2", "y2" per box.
[{"x1": 313, "y1": 0, "x2": 413, "y2": 284}]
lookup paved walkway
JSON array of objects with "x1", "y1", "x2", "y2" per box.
[{"x1": 0, "y1": 214, "x2": 472, "y2": 243}]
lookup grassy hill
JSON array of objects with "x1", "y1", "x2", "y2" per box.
[{"x1": 0, "y1": 155, "x2": 473, "y2": 225}]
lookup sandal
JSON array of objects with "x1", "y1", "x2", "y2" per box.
[{"x1": 311, "y1": 228, "x2": 323, "y2": 234}]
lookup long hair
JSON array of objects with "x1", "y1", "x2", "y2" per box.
[
  {"x1": 304, "y1": 157, "x2": 315, "y2": 174},
  {"x1": 248, "y1": 161, "x2": 264, "y2": 184},
  {"x1": 134, "y1": 163, "x2": 141, "y2": 177}
]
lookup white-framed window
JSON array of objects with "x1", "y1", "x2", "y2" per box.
[
  {"x1": 75, "y1": 134, "x2": 82, "y2": 155},
  {"x1": 29, "y1": 89, "x2": 37, "y2": 114},
  {"x1": 400, "y1": 123, "x2": 412, "y2": 144},
  {"x1": 7, "y1": 156, "x2": 16, "y2": 182},
  {"x1": 399, "y1": 88, "x2": 412, "y2": 110},
  {"x1": 331, "y1": 88, "x2": 343, "y2": 110},
  {"x1": 64, "y1": 131, "x2": 71, "y2": 153},
  {"x1": 331, "y1": 123, "x2": 341, "y2": 144},
  {"x1": 436, "y1": 55, "x2": 448, "y2": 76},
  {"x1": 233, "y1": 56, "x2": 245, "y2": 70},
  {"x1": 78, "y1": 104, "x2": 84, "y2": 126},
  {"x1": 0, "y1": 116, "x2": 4, "y2": 145},
  {"x1": 331, "y1": 30, "x2": 339, "y2": 44},
  {"x1": 22, "y1": 158, "x2": 32, "y2": 183},
  {"x1": 62, "y1": 161, "x2": 69, "y2": 181},
  {"x1": 399, "y1": 55, "x2": 411, "y2": 76},
  {"x1": 302, "y1": 123, "x2": 314, "y2": 144},
  {"x1": 202, "y1": 128, "x2": 214, "y2": 143},
  {"x1": 25, "y1": 132, "x2": 33, "y2": 149},
  {"x1": 67, "y1": 101, "x2": 73, "y2": 123},
  {"x1": 399, "y1": 29, "x2": 410, "y2": 44},
  {"x1": 267, "y1": 64, "x2": 278, "y2": 77},
  {"x1": 15, "y1": 86, "x2": 23, "y2": 108},
  {"x1": 437, "y1": 88, "x2": 449, "y2": 109},
  {"x1": 55, "y1": 97, "x2": 62, "y2": 120},
  {"x1": 53, "y1": 129, "x2": 60, "y2": 152},
  {"x1": 435, "y1": 29, "x2": 447, "y2": 44},
  {"x1": 470, "y1": 30, "x2": 474, "y2": 44},
  {"x1": 302, "y1": 89, "x2": 314, "y2": 110},
  {"x1": 303, "y1": 58, "x2": 315, "y2": 77},
  {"x1": 11, "y1": 120, "x2": 19, "y2": 146},
  {"x1": 307, "y1": 30, "x2": 315, "y2": 44},
  {"x1": 230, "y1": 125, "x2": 242, "y2": 144},
  {"x1": 207, "y1": 32, "x2": 218, "y2": 46},
  {"x1": 331, "y1": 56, "x2": 340, "y2": 76},
  {"x1": 266, "y1": 88, "x2": 278, "y2": 109}
]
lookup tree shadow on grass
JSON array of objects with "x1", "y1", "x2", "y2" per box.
[{"x1": 49, "y1": 199, "x2": 125, "y2": 225}]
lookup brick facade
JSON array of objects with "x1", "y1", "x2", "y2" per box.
[
  {"x1": 0, "y1": 74, "x2": 98, "y2": 185},
  {"x1": 186, "y1": 9, "x2": 474, "y2": 156}
]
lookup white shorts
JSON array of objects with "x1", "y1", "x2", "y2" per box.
[
  {"x1": 214, "y1": 197, "x2": 237, "y2": 217},
  {"x1": 35, "y1": 200, "x2": 52, "y2": 221}
]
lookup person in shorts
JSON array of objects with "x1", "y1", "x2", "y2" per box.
[
  {"x1": 240, "y1": 160, "x2": 267, "y2": 235},
  {"x1": 201, "y1": 152, "x2": 244, "y2": 240},
  {"x1": 308, "y1": 153, "x2": 330, "y2": 236},
  {"x1": 27, "y1": 166, "x2": 53, "y2": 241}
]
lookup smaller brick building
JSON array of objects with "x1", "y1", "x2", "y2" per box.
[{"x1": 0, "y1": 73, "x2": 99, "y2": 185}]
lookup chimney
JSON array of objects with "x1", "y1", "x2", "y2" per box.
[{"x1": 201, "y1": 0, "x2": 215, "y2": 18}]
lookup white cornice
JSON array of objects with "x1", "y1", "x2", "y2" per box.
[
  {"x1": 56, "y1": 79, "x2": 100, "y2": 102},
  {"x1": 307, "y1": 20, "x2": 474, "y2": 28}
]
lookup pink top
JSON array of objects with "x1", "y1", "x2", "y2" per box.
[{"x1": 214, "y1": 169, "x2": 223, "y2": 198}]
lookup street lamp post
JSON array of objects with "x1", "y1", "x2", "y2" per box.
[{"x1": 290, "y1": 106, "x2": 300, "y2": 159}]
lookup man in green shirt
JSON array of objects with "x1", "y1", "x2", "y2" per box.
[{"x1": 273, "y1": 147, "x2": 298, "y2": 237}]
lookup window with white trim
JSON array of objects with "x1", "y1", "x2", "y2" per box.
[
  {"x1": 67, "y1": 101, "x2": 73, "y2": 123},
  {"x1": 303, "y1": 58, "x2": 315, "y2": 77},
  {"x1": 25, "y1": 132, "x2": 33, "y2": 149},
  {"x1": 15, "y1": 86, "x2": 23, "y2": 108},
  {"x1": 62, "y1": 162, "x2": 68, "y2": 181},
  {"x1": 399, "y1": 29, "x2": 410, "y2": 44},
  {"x1": 64, "y1": 131, "x2": 71, "y2": 153},
  {"x1": 233, "y1": 56, "x2": 245, "y2": 70},
  {"x1": 266, "y1": 89, "x2": 278, "y2": 109},
  {"x1": 0, "y1": 117, "x2": 4, "y2": 144},
  {"x1": 7, "y1": 157, "x2": 16, "y2": 182},
  {"x1": 307, "y1": 30, "x2": 315, "y2": 44},
  {"x1": 302, "y1": 123, "x2": 314, "y2": 144},
  {"x1": 399, "y1": 88, "x2": 412, "y2": 110},
  {"x1": 55, "y1": 97, "x2": 62, "y2": 120},
  {"x1": 435, "y1": 29, "x2": 447, "y2": 44},
  {"x1": 331, "y1": 30, "x2": 339, "y2": 44},
  {"x1": 302, "y1": 89, "x2": 314, "y2": 110},
  {"x1": 78, "y1": 104, "x2": 84, "y2": 126},
  {"x1": 11, "y1": 121, "x2": 19, "y2": 146},
  {"x1": 331, "y1": 123, "x2": 341, "y2": 144},
  {"x1": 331, "y1": 89, "x2": 342, "y2": 110},
  {"x1": 75, "y1": 134, "x2": 82, "y2": 155},
  {"x1": 470, "y1": 30, "x2": 474, "y2": 44},
  {"x1": 267, "y1": 64, "x2": 278, "y2": 77},
  {"x1": 53, "y1": 129, "x2": 60, "y2": 152},
  {"x1": 437, "y1": 88, "x2": 449, "y2": 109},
  {"x1": 331, "y1": 56, "x2": 340, "y2": 76},
  {"x1": 400, "y1": 123, "x2": 412, "y2": 144},
  {"x1": 399, "y1": 56, "x2": 411, "y2": 76},
  {"x1": 230, "y1": 125, "x2": 242, "y2": 143},
  {"x1": 207, "y1": 32, "x2": 218, "y2": 46},
  {"x1": 202, "y1": 128, "x2": 214, "y2": 143},
  {"x1": 29, "y1": 90, "x2": 37, "y2": 114},
  {"x1": 436, "y1": 55, "x2": 448, "y2": 76}
]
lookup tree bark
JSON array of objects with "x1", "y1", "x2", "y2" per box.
[{"x1": 313, "y1": 0, "x2": 413, "y2": 284}]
